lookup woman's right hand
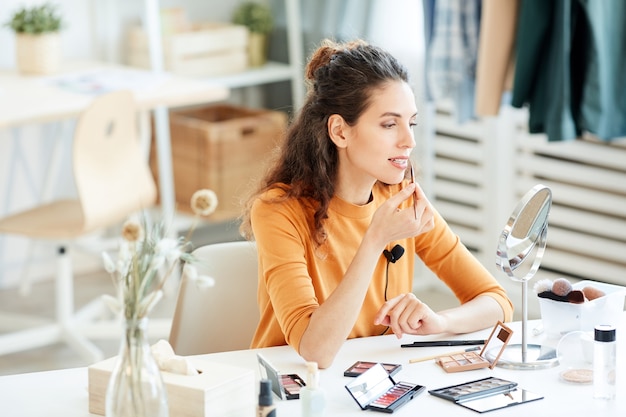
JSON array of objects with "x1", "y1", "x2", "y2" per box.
[{"x1": 368, "y1": 183, "x2": 434, "y2": 246}]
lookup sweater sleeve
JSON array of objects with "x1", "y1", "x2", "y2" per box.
[
  {"x1": 249, "y1": 193, "x2": 319, "y2": 351},
  {"x1": 415, "y1": 209, "x2": 514, "y2": 322}
]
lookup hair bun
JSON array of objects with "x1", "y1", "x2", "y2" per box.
[
  {"x1": 304, "y1": 39, "x2": 369, "y2": 82},
  {"x1": 305, "y1": 43, "x2": 336, "y2": 81}
]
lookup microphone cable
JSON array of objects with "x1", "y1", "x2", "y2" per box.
[{"x1": 379, "y1": 244, "x2": 405, "y2": 335}]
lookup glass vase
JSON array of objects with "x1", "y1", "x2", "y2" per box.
[{"x1": 105, "y1": 317, "x2": 169, "y2": 417}]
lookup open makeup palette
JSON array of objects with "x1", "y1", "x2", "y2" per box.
[
  {"x1": 435, "y1": 321, "x2": 513, "y2": 373},
  {"x1": 256, "y1": 353, "x2": 306, "y2": 400},
  {"x1": 429, "y1": 376, "x2": 543, "y2": 413},
  {"x1": 345, "y1": 362, "x2": 425, "y2": 413},
  {"x1": 344, "y1": 361, "x2": 402, "y2": 378}
]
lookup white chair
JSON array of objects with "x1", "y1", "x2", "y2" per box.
[
  {"x1": 0, "y1": 90, "x2": 157, "y2": 362},
  {"x1": 169, "y1": 240, "x2": 259, "y2": 355}
]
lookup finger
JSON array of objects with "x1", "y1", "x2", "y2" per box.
[
  {"x1": 413, "y1": 181, "x2": 427, "y2": 199},
  {"x1": 396, "y1": 295, "x2": 425, "y2": 334},
  {"x1": 418, "y1": 207, "x2": 435, "y2": 233},
  {"x1": 414, "y1": 201, "x2": 431, "y2": 222},
  {"x1": 373, "y1": 294, "x2": 404, "y2": 325},
  {"x1": 389, "y1": 183, "x2": 417, "y2": 208},
  {"x1": 386, "y1": 294, "x2": 414, "y2": 338},
  {"x1": 405, "y1": 304, "x2": 426, "y2": 332},
  {"x1": 413, "y1": 182, "x2": 431, "y2": 206}
]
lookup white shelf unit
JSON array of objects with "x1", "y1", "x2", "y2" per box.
[
  {"x1": 225, "y1": 0, "x2": 305, "y2": 109},
  {"x1": 139, "y1": 0, "x2": 304, "y2": 223},
  {"x1": 165, "y1": 0, "x2": 305, "y2": 110},
  {"x1": 205, "y1": 61, "x2": 297, "y2": 89}
]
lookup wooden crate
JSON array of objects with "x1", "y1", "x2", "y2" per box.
[
  {"x1": 150, "y1": 105, "x2": 287, "y2": 219},
  {"x1": 126, "y1": 22, "x2": 248, "y2": 77}
]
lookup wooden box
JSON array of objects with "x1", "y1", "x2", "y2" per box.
[
  {"x1": 126, "y1": 22, "x2": 248, "y2": 77},
  {"x1": 150, "y1": 105, "x2": 287, "y2": 219},
  {"x1": 88, "y1": 357, "x2": 255, "y2": 417}
]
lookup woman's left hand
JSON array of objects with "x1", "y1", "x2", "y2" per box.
[{"x1": 373, "y1": 293, "x2": 446, "y2": 338}]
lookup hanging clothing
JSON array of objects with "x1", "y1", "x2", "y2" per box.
[
  {"x1": 577, "y1": 0, "x2": 626, "y2": 140},
  {"x1": 511, "y1": 0, "x2": 578, "y2": 142},
  {"x1": 425, "y1": 0, "x2": 482, "y2": 124},
  {"x1": 512, "y1": 0, "x2": 626, "y2": 142},
  {"x1": 474, "y1": 0, "x2": 519, "y2": 116}
]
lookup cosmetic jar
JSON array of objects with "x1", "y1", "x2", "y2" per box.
[
  {"x1": 556, "y1": 331, "x2": 593, "y2": 384},
  {"x1": 301, "y1": 361, "x2": 326, "y2": 417},
  {"x1": 593, "y1": 325, "x2": 616, "y2": 400}
]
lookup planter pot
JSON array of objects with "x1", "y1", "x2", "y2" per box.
[
  {"x1": 247, "y1": 32, "x2": 268, "y2": 67},
  {"x1": 15, "y1": 32, "x2": 61, "y2": 75}
]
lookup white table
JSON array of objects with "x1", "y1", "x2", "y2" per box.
[{"x1": 1, "y1": 318, "x2": 625, "y2": 416}]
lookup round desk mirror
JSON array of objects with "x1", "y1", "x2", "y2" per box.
[{"x1": 491, "y1": 184, "x2": 558, "y2": 369}]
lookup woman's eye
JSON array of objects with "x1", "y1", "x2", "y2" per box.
[{"x1": 382, "y1": 123, "x2": 396, "y2": 129}]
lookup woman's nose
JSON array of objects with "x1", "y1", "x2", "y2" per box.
[{"x1": 400, "y1": 125, "x2": 416, "y2": 148}]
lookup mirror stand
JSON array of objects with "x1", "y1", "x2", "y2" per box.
[
  {"x1": 495, "y1": 238, "x2": 558, "y2": 369},
  {"x1": 489, "y1": 185, "x2": 558, "y2": 370}
]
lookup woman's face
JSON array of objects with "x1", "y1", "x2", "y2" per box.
[{"x1": 341, "y1": 80, "x2": 417, "y2": 189}]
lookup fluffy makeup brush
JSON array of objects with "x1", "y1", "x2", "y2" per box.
[
  {"x1": 552, "y1": 278, "x2": 573, "y2": 297},
  {"x1": 533, "y1": 279, "x2": 553, "y2": 294},
  {"x1": 582, "y1": 286, "x2": 605, "y2": 301}
]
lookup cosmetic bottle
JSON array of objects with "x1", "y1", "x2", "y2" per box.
[
  {"x1": 257, "y1": 379, "x2": 277, "y2": 417},
  {"x1": 593, "y1": 325, "x2": 616, "y2": 400},
  {"x1": 301, "y1": 361, "x2": 327, "y2": 417}
]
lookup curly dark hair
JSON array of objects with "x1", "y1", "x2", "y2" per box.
[{"x1": 239, "y1": 39, "x2": 409, "y2": 245}]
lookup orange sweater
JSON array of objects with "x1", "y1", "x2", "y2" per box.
[{"x1": 250, "y1": 182, "x2": 513, "y2": 352}]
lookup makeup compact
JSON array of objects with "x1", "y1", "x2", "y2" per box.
[
  {"x1": 429, "y1": 376, "x2": 543, "y2": 413},
  {"x1": 345, "y1": 362, "x2": 425, "y2": 413},
  {"x1": 435, "y1": 321, "x2": 512, "y2": 373},
  {"x1": 344, "y1": 361, "x2": 402, "y2": 378},
  {"x1": 429, "y1": 377, "x2": 517, "y2": 402},
  {"x1": 257, "y1": 353, "x2": 306, "y2": 400}
]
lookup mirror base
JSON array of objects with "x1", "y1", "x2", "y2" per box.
[{"x1": 487, "y1": 344, "x2": 559, "y2": 370}]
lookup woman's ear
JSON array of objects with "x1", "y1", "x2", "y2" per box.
[{"x1": 328, "y1": 114, "x2": 349, "y2": 149}]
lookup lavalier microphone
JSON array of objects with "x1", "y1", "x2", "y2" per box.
[
  {"x1": 383, "y1": 244, "x2": 405, "y2": 263},
  {"x1": 380, "y1": 244, "x2": 406, "y2": 335}
]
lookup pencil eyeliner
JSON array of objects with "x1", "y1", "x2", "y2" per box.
[
  {"x1": 409, "y1": 346, "x2": 481, "y2": 363},
  {"x1": 400, "y1": 339, "x2": 486, "y2": 348}
]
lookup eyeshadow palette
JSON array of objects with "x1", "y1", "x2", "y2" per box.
[
  {"x1": 429, "y1": 377, "x2": 543, "y2": 413},
  {"x1": 345, "y1": 363, "x2": 425, "y2": 413},
  {"x1": 278, "y1": 374, "x2": 306, "y2": 399},
  {"x1": 436, "y1": 351, "x2": 490, "y2": 372},
  {"x1": 257, "y1": 353, "x2": 305, "y2": 400},
  {"x1": 428, "y1": 377, "x2": 517, "y2": 402},
  {"x1": 435, "y1": 321, "x2": 513, "y2": 373},
  {"x1": 344, "y1": 361, "x2": 402, "y2": 377}
]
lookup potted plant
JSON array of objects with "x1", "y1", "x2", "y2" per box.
[
  {"x1": 232, "y1": 1, "x2": 274, "y2": 67},
  {"x1": 5, "y1": 3, "x2": 64, "y2": 75}
]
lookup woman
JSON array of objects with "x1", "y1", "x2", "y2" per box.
[{"x1": 240, "y1": 39, "x2": 513, "y2": 368}]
